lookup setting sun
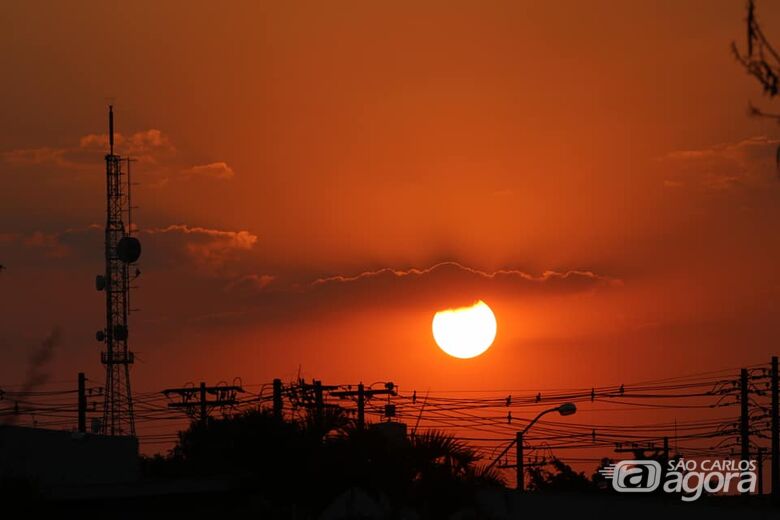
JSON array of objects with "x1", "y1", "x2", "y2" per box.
[{"x1": 432, "y1": 300, "x2": 497, "y2": 359}]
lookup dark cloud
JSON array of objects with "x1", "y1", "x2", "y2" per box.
[
  {"x1": 660, "y1": 136, "x2": 780, "y2": 190},
  {"x1": 0, "y1": 223, "x2": 259, "y2": 277},
  {"x1": 212, "y1": 261, "x2": 622, "y2": 324},
  {"x1": 0, "y1": 222, "x2": 619, "y2": 329},
  {"x1": 184, "y1": 162, "x2": 235, "y2": 180},
  {"x1": 79, "y1": 129, "x2": 176, "y2": 163},
  {"x1": 308, "y1": 261, "x2": 619, "y2": 289},
  {"x1": 142, "y1": 224, "x2": 258, "y2": 273},
  {"x1": 1, "y1": 129, "x2": 234, "y2": 185},
  {"x1": 2, "y1": 129, "x2": 175, "y2": 170},
  {"x1": 300, "y1": 261, "x2": 619, "y2": 306},
  {"x1": 224, "y1": 273, "x2": 276, "y2": 292},
  {"x1": 0, "y1": 225, "x2": 100, "y2": 267}
]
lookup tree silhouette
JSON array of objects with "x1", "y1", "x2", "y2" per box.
[
  {"x1": 146, "y1": 408, "x2": 504, "y2": 515},
  {"x1": 590, "y1": 457, "x2": 617, "y2": 491},
  {"x1": 525, "y1": 457, "x2": 595, "y2": 492},
  {"x1": 733, "y1": 0, "x2": 780, "y2": 172},
  {"x1": 733, "y1": 0, "x2": 780, "y2": 101}
]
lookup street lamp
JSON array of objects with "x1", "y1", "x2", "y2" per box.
[
  {"x1": 484, "y1": 402, "x2": 577, "y2": 492},
  {"x1": 558, "y1": 403, "x2": 576, "y2": 416}
]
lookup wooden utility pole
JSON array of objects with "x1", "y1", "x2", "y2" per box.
[
  {"x1": 273, "y1": 378, "x2": 283, "y2": 421},
  {"x1": 297, "y1": 379, "x2": 338, "y2": 427},
  {"x1": 771, "y1": 356, "x2": 778, "y2": 499},
  {"x1": 663, "y1": 436, "x2": 669, "y2": 461},
  {"x1": 77, "y1": 372, "x2": 87, "y2": 433},
  {"x1": 741, "y1": 368, "x2": 750, "y2": 495},
  {"x1": 314, "y1": 380, "x2": 324, "y2": 427},
  {"x1": 199, "y1": 382, "x2": 207, "y2": 425},
  {"x1": 358, "y1": 383, "x2": 365, "y2": 430},
  {"x1": 516, "y1": 431, "x2": 524, "y2": 492},
  {"x1": 331, "y1": 382, "x2": 396, "y2": 430},
  {"x1": 163, "y1": 382, "x2": 244, "y2": 424}
]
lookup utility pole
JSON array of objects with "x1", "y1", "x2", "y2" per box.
[
  {"x1": 331, "y1": 382, "x2": 396, "y2": 430},
  {"x1": 485, "y1": 403, "x2": 578, "y2": 488},
  {"x1": 758, "y1": 447, "x2": 765, "y2": 495},
  {"x1": 614, "y1": 443, "x2": 666, "y2": 459},
  {"x1": 273, "y1": 378, "x2": 283, "y2": 421},
  {"x1": 199, "y1": 382, "x2": 207, "y2": 425},
  {"x1": 516, "y1": 431, "x2": 524, "y2": 492},
  {"x1": 314, "y1": 380, "x2": 324, "y2": 428},
  {"x1": 77, "y1": 372, "x2": 87, "y2": 433},
  {"x1": 297, "y1": 379, "x2": 338, "y2": 427},
  {"x1": 741, "y1": 368, "x2": 750, "y2": 495},
  {"x1": 663, "y1": 436, "x2": 669, "y2": 462},
  {"x1": 771, "y1": 356, "x2": 778, "y2": 499},
  {"x1": 163, "y1": 382, "x2": 245, "y2": 424},
  {"x1": 358, "y1": 383, "x2": 365, "y2": 430},
  {"x1": 495, "y1": 432, "x2": 545, "y2": 491}
]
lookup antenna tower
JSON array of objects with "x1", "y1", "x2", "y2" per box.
[{"x1": 95, "y1": 105, "x2": 141, "y2": 436}]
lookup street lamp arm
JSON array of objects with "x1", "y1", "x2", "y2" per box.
[
  {"x1": 484, "y1": 406, "x2": 561, "y2": 473},
  {"x1": 521, "y1": 407, "x2": 557, "y2": 436}
]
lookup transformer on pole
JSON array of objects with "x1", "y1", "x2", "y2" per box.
[{"x1": 95, "y1": 105, "x2": 141, "y2": 436}]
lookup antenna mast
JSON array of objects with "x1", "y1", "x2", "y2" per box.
[{"x1": 95, "y1": 105, "x2": 141, "y2": 436}]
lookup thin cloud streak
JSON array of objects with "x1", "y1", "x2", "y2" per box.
[{"x1": 310, "y1": 261, "x2": 622, "y2": 288}]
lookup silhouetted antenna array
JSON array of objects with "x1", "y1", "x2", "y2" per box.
[{"x1": 94, "y1": 105, "x2": 142, "y2": 436}]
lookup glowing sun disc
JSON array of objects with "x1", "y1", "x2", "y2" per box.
[{"x1": 432, "y1": 300, "x2": 497, "y2": 359}]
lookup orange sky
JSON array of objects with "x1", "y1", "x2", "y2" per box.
[{"x1": 2, "y1": 0, "x2": 780, "y2": 412}]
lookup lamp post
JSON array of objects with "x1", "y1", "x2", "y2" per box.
[{"x1": 485, "y1": 402, "x2": 577, "y2": 492}]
